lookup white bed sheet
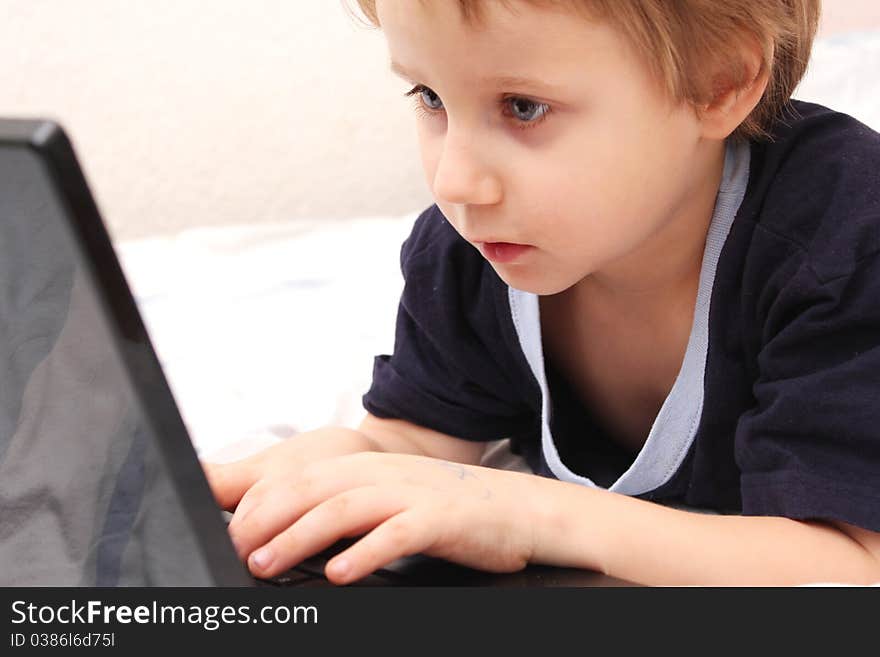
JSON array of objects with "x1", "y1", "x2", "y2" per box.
[{"x1": 117, "y1": 215, "x2": 415, "y2": 460}]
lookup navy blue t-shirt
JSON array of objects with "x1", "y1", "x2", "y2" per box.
[{"x1": 363, "y1": 100, "x2": 880, "y2": 532}]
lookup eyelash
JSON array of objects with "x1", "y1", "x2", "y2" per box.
[{"x1": 403, "y1": 84, "x2": 552, "y2": 131}]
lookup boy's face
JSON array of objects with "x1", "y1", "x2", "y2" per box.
[{"x1": 377, "y1": 0, "x2": 724, "y2": 296}]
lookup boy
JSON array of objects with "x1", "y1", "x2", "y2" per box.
[{"x1": 205, "y1": 0, "x2": 880, "y2": 585}]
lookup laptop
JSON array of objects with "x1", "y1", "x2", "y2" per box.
[{"x1": 0, "y1": 118, "x2": 634, "y2": 587}]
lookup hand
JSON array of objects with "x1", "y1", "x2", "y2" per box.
[
  {"x1": 208, "y1": 448, "x2": 544, "y2": 585},
  {"x1": 203, "y1": 426, "x2": 378, "y2": 510}
]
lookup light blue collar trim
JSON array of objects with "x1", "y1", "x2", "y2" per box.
[{"x1": 508, "y1": 140, "x2": 751, "y2": 494}]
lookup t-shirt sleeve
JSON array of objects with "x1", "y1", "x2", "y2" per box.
[
  {"x1": 362, "y1": 206, "x2": 535, "y2": 442},
  {"x1": 735, "y1": 250, "x2": 880, "y2": 531}
]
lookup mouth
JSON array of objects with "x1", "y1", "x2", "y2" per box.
[{"x1": 476, "y1": 241, "x2": 535, "y2": 264}]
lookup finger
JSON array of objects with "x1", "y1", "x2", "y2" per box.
[
  {"x1": 245, "y1": 485, "x2": 408, "y2": 581},
  {"x1": 201, "y1": 460, "x2": 260, "y2": 511},
  {"x1": 324, "y1": 509, "x2": 439, "y2": 585},
  {"x1": 229, "y1": 455, "x2": 383, "y2": 560},
  {"x1": 226, "y1": 479, "x2": 297, "y2": 560}
]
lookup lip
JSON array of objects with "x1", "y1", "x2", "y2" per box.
[{"x1": 477, "y1": 241, "x2": 534, "y2": 264}]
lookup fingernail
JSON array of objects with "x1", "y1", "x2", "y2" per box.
[
  {"x1": 330, "y1": 558, "x2": 350, "y2": 578},
  {"x1": 251, "y1": 548, "x2": 273, "y2": 570}
]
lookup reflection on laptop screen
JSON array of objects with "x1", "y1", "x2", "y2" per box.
[{"x1": 0, "y1": 138, "x2": 214, "y2": 585}]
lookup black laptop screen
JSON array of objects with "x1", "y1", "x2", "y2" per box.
[{"x1": 0, "y1": 143, "x2": 216, "y2": 585}]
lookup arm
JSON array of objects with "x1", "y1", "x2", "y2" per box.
[
  {"x1": 211, "y1": 429, "x2": 878, "y2": 585},
  {"x1": 357, "y1": 412, "x2": 488, "y2": 465},
  {"x1": 527, "y1": 477, "x2": 880, "y2": 586}
]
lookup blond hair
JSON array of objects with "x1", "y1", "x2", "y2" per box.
[{"x1": 348, "y1": 0, "x2": 821, "y2": 141}]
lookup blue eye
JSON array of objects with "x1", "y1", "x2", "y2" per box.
[
  {"x1": 508, "y1": 97, "x2": 548, "y2": 123},
  {"x1": 418, "y1": 86, "x2": 443, "y2": 111},
  {"x1": 403, "y1": 84, "x2": 443, "y2": 111}
]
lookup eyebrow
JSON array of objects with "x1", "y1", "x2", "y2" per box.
[{"x1": 389, "y1": 61, "x2": 565, "y2": 94}]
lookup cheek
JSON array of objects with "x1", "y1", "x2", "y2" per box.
[
  {"x1": 503, "y1": 146, "x2": 620, "y2": 249},
  {"x1": 562, "y1": 115, "x2": 697, "y2": 231},
  {"x1": 513, "y1": 146, "x2": 652, "y2": 260}
]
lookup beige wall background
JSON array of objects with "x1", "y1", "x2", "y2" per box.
[{"x1": 1, "y1": 1, "x2": 878, "y2": 241}]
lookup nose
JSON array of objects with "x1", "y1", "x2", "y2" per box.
[{"x1": 431, "y1": 128, "x2": 502, "y2": 206}]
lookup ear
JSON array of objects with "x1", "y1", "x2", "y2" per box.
[{"x1": 697, "y1": 39, "x2": 772, "y2": 140}]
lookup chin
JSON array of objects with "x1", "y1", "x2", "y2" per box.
[{"x1": 491, "y1": 266, "x2": 575, "y2": 297}]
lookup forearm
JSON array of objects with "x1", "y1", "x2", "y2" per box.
[
  {"x1": 295, "y1": 422, "x2": 435, "y2": 458},
  {"x1": 528, "y1": 476, "x2": 880, "y2": 586},
  {"x1": 356, "y1": 414, "x2": 487, "y2": 465}
]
